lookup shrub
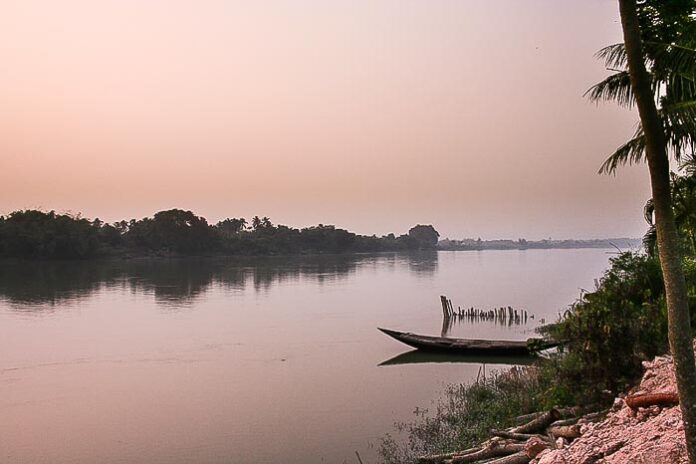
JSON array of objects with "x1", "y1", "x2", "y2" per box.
[{"x1": 541, "y1": 251, "x2": 671, "y2": 406}]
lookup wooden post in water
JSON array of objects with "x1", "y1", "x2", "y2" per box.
[{"x1": 440, "y1": 295, "x2": 449, "y2": 319}]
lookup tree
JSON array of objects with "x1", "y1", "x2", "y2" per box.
[
  {"x1": 617, "y1": 1, "x2": 696, "y2": 460},
  {"x1": 216, "y1": 218, "x2": 247, "y2": 236},
  {"x1": 407, "y1": 225, "x2": 440, "y2": 249},
  {"x1": 127, "y1": 209, "x2": 219, "y2": 253},
  {"x1": 0, "y1": 210, "x2": 100, "y2": 258},
  {"x1": 589, "y1": 1, "x2": 696, "y2": 174}
]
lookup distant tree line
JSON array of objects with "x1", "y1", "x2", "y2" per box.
[
  {"x1": 438, "y1": 237, "x2": 641, "y2": 251},
  {"x1": 0, "y1": 209, "x2": 440, "y2": 259}
]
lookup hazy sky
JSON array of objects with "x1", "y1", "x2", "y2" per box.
[{"x1": 1, "y1": 0, "x2": 653, "y2": 239}]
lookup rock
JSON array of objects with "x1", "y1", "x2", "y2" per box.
[{"x1": 524, "y1": 437, "x2": 549, "y2": 458}]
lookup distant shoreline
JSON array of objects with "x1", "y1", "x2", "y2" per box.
[
  {"x1": 438, "y1": 237, "x2": 641, "y2": 252},
  {"x1": 0, "y1": 208, "x2": 641, "y2": 260}
]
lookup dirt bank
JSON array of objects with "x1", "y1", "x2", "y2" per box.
[{"x1": 533, "y1": 353, "x2": 688, "y2": 464}]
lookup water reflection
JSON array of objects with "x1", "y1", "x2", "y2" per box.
[
  {"x1": 406, "y1": 250, "x2": 439, "y2": 276},
  {"x1": 0, "y1": 252, "x2": 439, "y2": 310},
  {"x1": 378, "y1": 349, "x2": 536, "y2": 366}
]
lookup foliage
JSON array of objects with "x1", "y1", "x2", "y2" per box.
[
  {"x1": 644, "y1": 156, "x2": 696, "y2": 255},
  {"x1": 541, "y1": 251, "x2": 671, "y2": 406},
  {"x1": 378, "y1": 368, "x2": 544, "y2": 464},
  {"x1": 588, "y1": 0, "x2": 696, "y2": 174},
  {"x1": 126, "y1": 209, "x2": 219, "y2": 253},
  {"x1": 0, "y1": 208, "x2": 438, "y2": 259},
  {"x1": 408, "y1": 224, "x2": 440, "y2": 249},
  {"x1": 0, "y1": 210, "x2": 101, "y2": 258}
]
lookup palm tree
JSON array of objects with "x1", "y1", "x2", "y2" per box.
[
  {"x1": 617, "y1": 1, "x2": 696, "y2": 461},
  {"x1": 588, "y1": 1, "x2": 696, "y2": 174}
]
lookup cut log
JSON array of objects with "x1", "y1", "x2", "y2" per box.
[
  {"x1": 624, "y1": 392, "x2": 679, "y2": 409},
  {"x1": 548, "y1": 417, "x2": 579, "y2": 427},
  {"x1": 578, "y1": 409, "x2": 608, "y2": 423},
  {"x1": 490, "y1": 430, "x2": 551, "y2": 443},
  {"x1": 418, "y1": 447, "x2": 482, "y2": 464},
  {"x1": 513, "y1": 407, "x2": 576, "y2": 425},
  {"x1": 449, "y1": 441, "x2": 525, "y2": 463},
  {"x1": 547, "y1": 424, "x2": 581, "y2": 439},
  {"x1": 514, "y1": 411, "x2": 544, "y2": 424},
  {"x1": 486, "y1": 451, "x2": 530, "y2": 464},
  {"x1": 512, "y1": 409, "x2": 561, "y2": 434}
]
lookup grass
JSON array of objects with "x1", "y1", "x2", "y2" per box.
[{"x1": 378, "y1": 366, "x2": 545, "y2": 464}]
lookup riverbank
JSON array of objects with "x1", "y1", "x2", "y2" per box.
[
  {"x1": 390, "y1": 347, "x2": 689, "y2": 464},
  {"x1": 532, "y1": 348, "x2": 689, "y2": 463},
  {"x1": 378, "y1": 249, "x2": 693, "y2": 463}
]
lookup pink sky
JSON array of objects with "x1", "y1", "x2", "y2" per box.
[{"x1": 0, "y1": 0, "x2": 651, "y2": 239}]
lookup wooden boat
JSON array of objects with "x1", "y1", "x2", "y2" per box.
[{"x1": 378, "y1": 327, "x2": 557, "y2": 355}]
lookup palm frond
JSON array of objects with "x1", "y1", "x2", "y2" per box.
[
  {"x1": 646, "y1": 41, "x2": 696, "y2": 79},
  {"x1": 679, "y1": 154, "x2": 696, "y2": 175},
  {"x1": 585, "y1": 71, "x2": 634, "y2": 106},
  {"x1": 599, "y1": 129, "x2": 646, "y2": 174},
  {"x1": 642, "y1": 225, "x2": 658, "y2": 256},
  {"x1": 661, "y1": 102, "x2": 696, "y2": 160},
  {"x1": 595, "y1": 43, "x2": 628, "y2": 70}
]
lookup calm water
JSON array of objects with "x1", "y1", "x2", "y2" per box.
[{"x1": 0, "y1": 249, "x2": 614, "y2": 464}]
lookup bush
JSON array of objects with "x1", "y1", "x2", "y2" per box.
[{"x1": 540, "y1": 251, "x2": 672, "y2": 406}]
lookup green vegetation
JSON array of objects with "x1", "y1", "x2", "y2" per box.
[
  {"x1": 0, "y1": 209, "x2": 438, "y2": 259},
  {"x1": 379, "y1": 368, "x2": 544, "y2": 464},
  {"x1": 0, "y1": 210, "x2": 102, "y2": 259},
  {"x1": 541, "y1": 251, "x2": 670, "y2": 405}
]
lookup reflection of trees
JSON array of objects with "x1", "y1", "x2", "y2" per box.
[
  {"x1": 126, "y1": 259, "x2": 218, "y2": 304},
  {"x1": 404, "y1": 251, "x2": 439, "y2": 276},
  {"x1": 0, "y1": 252, "x2": 439, "y2": 310},
  {"x1": 0, "y1": 260, "x2": 123, "y2": 306}
]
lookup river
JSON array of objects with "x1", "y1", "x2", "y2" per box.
[{"x1": 0, "y1": 249, "x2": 615, "y2": 463}]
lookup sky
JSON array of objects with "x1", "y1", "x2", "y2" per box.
[{"x1": 0, "y1": 0, "x2": 654, "y2": 240}]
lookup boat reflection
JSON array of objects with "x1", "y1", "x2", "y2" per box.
[{"x1": 378, "y1": 350, "x2": 536, "y2": 366}]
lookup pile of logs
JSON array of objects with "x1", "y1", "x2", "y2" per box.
[{"x1": 417, "y1": 407, "x2": 606, "y2": 464}]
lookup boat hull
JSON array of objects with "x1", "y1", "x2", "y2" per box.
[{"x1": 378, "y1": 327, "x2": 554, "y2": 355}]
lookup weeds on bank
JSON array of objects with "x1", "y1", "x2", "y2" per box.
[{"x1": 378, "y1": 367, "x2": 544, "y2": 464}]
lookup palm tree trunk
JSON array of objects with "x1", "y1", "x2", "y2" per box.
[{"x1": 618, "y1": 0, "x2": 696, "y2": 461}]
